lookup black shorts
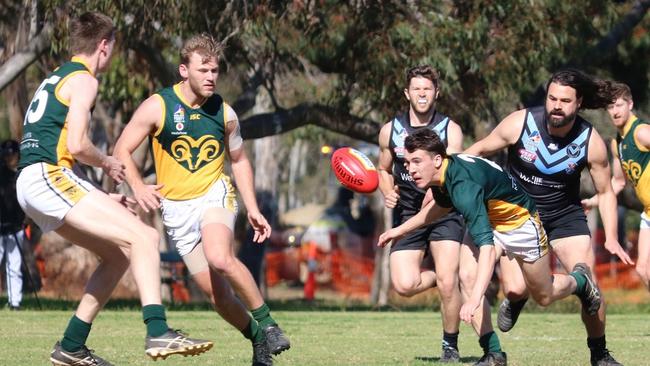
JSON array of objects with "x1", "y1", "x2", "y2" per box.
[
  {"x1": 390, "y1": 208, "x2": 465, "y2": 253},
  {"x1": 540, "y1": 206, "x2": 590, "y2": 242}
]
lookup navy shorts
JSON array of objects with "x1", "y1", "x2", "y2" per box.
[
  {"x1": 540, "y1": 206, "x2": 590, "y2": 242},
  {"x1": 390, "y1": 208, "x2": 465, "y2": 253}
]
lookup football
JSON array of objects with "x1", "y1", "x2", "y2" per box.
[{"x1": 330, "y1": 147, "x2": 379, "y2": 194}]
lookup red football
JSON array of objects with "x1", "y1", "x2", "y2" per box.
[{"x1": 330, "y1": 147, "x2": 379, "y2": 194}]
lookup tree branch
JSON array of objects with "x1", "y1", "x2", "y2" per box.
[
  {"x1": 0, "y1": 22, "x2": 51, "y2": 92},
  {"x1": 240, "y1": 103, "x2": 381, "y2": 144}
]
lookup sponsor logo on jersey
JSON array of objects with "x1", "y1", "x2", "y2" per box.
[
  {"x1": 394, "y1": 130, "x2": 408, "y2": 157},
  {"x1": 400, "y1": 172, "x2": 414, "y2": 182},
  {"x1": 566, "y1": 143, "x2": 581, "y2": 158},
  {"x1": 189, "y1": 113, "x2": 201, "y2": 121},
  {"x1": 173, "y1": 104, "x2": 185, "y2": 131},
  {"x1": 518, "y1": 171, "x2": 544, "y2": 186},
  {"x1": 547, "y1": 143, "x2": 558, "y2": 150},
  {"x1": 518, "y1": 149, "x2": 537, "y2": 163},
  {"x1": 524, "y1": 131, "x2": 541, "y2": 152},
  {"x1": 565, "y1": 161, "x2": 577, "y2": 174}
]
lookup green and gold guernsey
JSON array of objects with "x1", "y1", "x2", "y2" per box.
[
  {"x1": 18, "y1": 57, "x2": 93, "y2": 169},
  {"x1": 151, "y1": 83, "x2": 228, "y2": 200},
  {"x1": 431, "y1": 154, "x2": 537, "y2": 246},
  {"x1": 615, "y1": 114, "x2": 650, "y2": 215}
]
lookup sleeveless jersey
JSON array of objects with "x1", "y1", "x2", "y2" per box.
[
  {"x1": 507, "y1": 106, "x2": 592, "y2": 221},
  {"x1": 151, "y1": 83, "x2": 228, "y2": 200},
  {"x1": 615, "y1": 115, "x2": 650, "y2": 215},
  {"x1": 389, "y1": 111, "x2": 451, "y2": 211},
  {"x1": 18, "y1": 57, "x2": 92, "y2": 169},
  {"x1": 431, "y1": 154, "x2": 536, "y2": 246}
]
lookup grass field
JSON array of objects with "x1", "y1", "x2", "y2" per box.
[{"x1": 1, "y1": 303, "x2": 649, "y2": 366}]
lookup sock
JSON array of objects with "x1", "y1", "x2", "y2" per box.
[
  {"x1": 587, "y1": 335, "x2": 607, "y2": 358},
  {"x1": 442, "y1": 331, "x2": 459, "y2": 350},
  {"x1": 479, "y1": 331, "x2": 502, "y2": 353},
  {"x1": 251, "y1": 303, "x2": 276, "y2": 329},
  {"x1": 570, "y1": 271, "x2": 587, "y2": 295},
  {"x1": 143, "y1": 304, "x2": 169, "y2": 337},
  {"x1": 61, "y1": 315, "x2": 92, "y2": 353},
  {"x1": 241, "y1": 317, "x2": 264, "y2": 343}
]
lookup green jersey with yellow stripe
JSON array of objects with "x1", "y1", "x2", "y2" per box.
[
  {"x1": 615, "y1": 115, "x2": 650, "y2": 215},
  {"x1": 18, "y1": 57, "x2": 92, "y2": 169},
  {"x1": 431, "y1": 154, "x2": 537, "y2": 246},
  {"x1": 151, "y1": 83, "x2": 228, "y2": 200}
]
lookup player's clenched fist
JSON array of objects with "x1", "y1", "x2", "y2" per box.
[{"x1": 383, "y1": 185, "x2": 400, "y2": 208}]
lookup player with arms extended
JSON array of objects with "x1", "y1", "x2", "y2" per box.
[
  {"x1": 377, "y1": 65, "x2": 468, "y2": 362},
  {"x1": 379, "y1": 128, "x2": 603, "y2": 366},
  {"x1": 584, "y1": 82, "x2": 650, "y2": 292},
  {"x1": 17, "y1": 12, "x2": 212, "y2": 366},
  {"x1": 466, "y1": 69, "x2": 633, "y2": 366},
  {"x1": 114, "y1": 33, "x2": 289, "y2": 366}
]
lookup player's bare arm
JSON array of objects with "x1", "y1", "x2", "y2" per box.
[
  {"x1": 377, "y1": 121, "x2": 399, "y2": 208},
  {"x1": 377, "y1": 201, "x2": 451, "y2": 247},
  {"x1": 63, "y1": 73, "x2": 124, "y2": 183},
  {"x1": 464, "y1": 109, "x2": 526, "y2": 156},
  {"x1": 583, "y1": 139, "x2": 626, "y2": 211},
  {"x1": 460, "y1": 244, "x2": 496, "y2": 324},
  {"x1": 588, "y1": 128, "x2": 634, "y2": 265},
  {"x1": 113, "y1": 95, "x2": 165, "y2": 212},
  {"x1": 446, "y1": 120, "x2": 464, "y2": 154},
  {"x1": 226, "y1": 109, "x2": 271, "y2": 243},
  {"x1": 635, "y1": 124, "x2": 650, "y2": 150}
]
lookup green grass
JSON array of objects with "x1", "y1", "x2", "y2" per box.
[{"x1": 1, "y1": 308, "x2": 648, "y2": 365}]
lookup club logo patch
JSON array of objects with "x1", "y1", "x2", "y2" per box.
[
  {"x1": 524, "y1": 131, "x2": 542, "y2": 152},
  {"x1": 170, "y1": 135, "x2": 223, "y2": 172},
  {"x1": 566, "y1": 143, "x2": 581, "y2": 158},
  {"x1": 173, "y1": 104, "x2": 185, "y2": 131}
]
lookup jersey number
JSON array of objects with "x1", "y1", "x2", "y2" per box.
[
  {"x1": 24, "y1": 75, "x2": 61, "y2": 125},
  {"x1": 457, "y1": 154, "x2": 503, "y2": 172}
]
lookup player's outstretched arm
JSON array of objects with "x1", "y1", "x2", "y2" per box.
[
  {"x1": 377, "y1": 201, "x2": 450, "y2": 247},
  {"x1": 64, "y1": 73, "x2": 124, "y2": 183},
  {"x1": 226, "y1": 107, "x2": 271, "y2": 243},
  {"x1": 377, "y1": 122, "x2": 399, "y2": 208},
  {"x1": 460, "y1": 244, "x2": 495, "y2": 324},
  {"x1": 464, "y1": 109, "x2": 525, "y2": 157},
  {"x1": 588, "y1": 129, "x2": 634, "y2": 265},
  {"x1": 113, "y1": 95, "x2": 164, "y2": 212}
]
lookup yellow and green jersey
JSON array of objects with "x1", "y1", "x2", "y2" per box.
[
  {"x1": 615, "y1": 114, "x2": 650, "y2": 215},
  {"x1": 151, "y1": 83, "x2": 229, "y2": 200},
  {"x1": 18, "y1": 57, "x2": 92, "y2": 169},
  {"x1": 431, "y1": 154, "x2": 537, "y2": 246}
]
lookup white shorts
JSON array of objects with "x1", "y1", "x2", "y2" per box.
[
  {"x1": 493, "y1": 213, "x2": 549, "y2": 263},
  {"x1": 640, "y1": 212, "x2": 650, "y2": 230},
  {"x1": 16, "y1": 163, "x2": 95, "y2": 233},
  {"x1": 161, "y1": 175, "x2": 238, "y2": 256}
]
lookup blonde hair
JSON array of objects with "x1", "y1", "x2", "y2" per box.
[
  {"x1": 69, "y1": 11, "x2": 115, "y2": 55},
  {"x1": 180, "y1": 33, "x2": 223, "y2": 65},
  {"x1": 610, "y1": 82, "x2": 633, "y2": 103}
]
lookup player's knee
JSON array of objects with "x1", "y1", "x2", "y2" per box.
[
  {"x1": 206, "y1": 253, "x2": 236, "y2": 274},
  {"x1": 503, "y1": 287, "x2": 527, "y2": 301},
  {"x1": 531, "y1": 292, "x2": 552, "y2": 307},
  {"x1": 458, "y1": 267, "x2": 475, "y2": 289},
  {"x1": 436, "y1": 275, "x2": 458, "y2": 298},
  {"x1": 392, "y1": 278, "x2": 419, "y2": 297}
]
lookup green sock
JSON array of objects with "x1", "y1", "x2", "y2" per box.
[
  {"x1": 478, "y1": 331, "x2": 502, "y2": 353},
  {"x1": 251, "y1": 303, "x2": 276, "y2": 329},
  {"x1": 143, "y1": 304, "x2": 168, "y2": 337},
  {"x1": 61, "y1": 315, "x2": 92, "y2": 353},
  {"x1": 570, "y1": 272, "x2": 587, "y2": 295},
  {"x1": 241, "y1": 318, "x2": 264, "y2": 343}
]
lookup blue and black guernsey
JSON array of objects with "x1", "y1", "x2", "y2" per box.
[
  {"x1": 507, "y1": 106, "x2": 592, "y2": 221},
  {"x1": 389, "y1": 111, "x2": 451, "y2": 211},
  {"x1": 431, "y1": 154, "x2": 537, "y2": 246}
]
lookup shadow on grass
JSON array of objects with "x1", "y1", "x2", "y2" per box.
[
  {"x1": 3, "y1": 295, "x2": 649, "y2": 313},
  {"x1": 415, "y1": 356, "x2": 480, "y2": 363}
]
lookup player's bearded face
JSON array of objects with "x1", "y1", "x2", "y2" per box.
[
  {"x1": 404, "y1": 149, "x2": 437, "y2": 188},
  {"x1": 405, "y1": 76, "x2": 436, "y2": 116},
  {"x1": 186, "y1": 53, "x2": 218, "y2": 98},
  {"x1": 545, "y1": 82, "x2": 580, "y2": 128}
]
